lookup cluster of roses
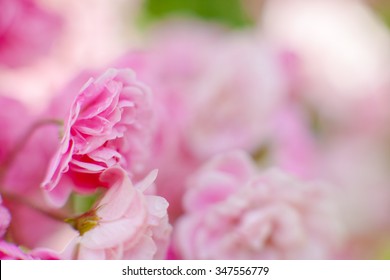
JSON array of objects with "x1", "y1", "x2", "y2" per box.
[{"x1": 1, "y1": 0, "x2": 390, "y2": 260}]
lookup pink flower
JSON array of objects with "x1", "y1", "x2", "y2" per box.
[
  {"x1": 174, "y1": 150, "x2": 344, "y2": 259},
  {"x1": 0, "y1": 0, "x2": 62, "y2": 67},
  {"x1": 42, "y1": 68, "x2": 154, "y2": 206},
  {"x1": 62, "y1": 167, "x2": 171, "y2": 260}
]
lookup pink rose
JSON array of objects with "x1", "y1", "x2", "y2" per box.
[
  {"x1": 0, "y1": 0, "x2": 62, "y2": 67},
  {"x1": 62, "y1": 167, "x2": 171, "y2": 260},
  {"x1": 174, "y1": 150, "x2": 344, "y2": 259},
  {"x1": 42, "y1": 68, "x2": 154, "y2": 206}
]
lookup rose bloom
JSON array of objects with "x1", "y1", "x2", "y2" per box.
[
  {"x1": 62, "y1": 167, "x2": 171, "y2": 260},
  {"x1": 0, "y1": 0, "x2": 62, "y2": 68},
  {"x1": 42, "y1": 68, "x2": 154, "y2": 206},
  {"x1": 174, "y1": 151, "x2": 345, "y2": 259}
]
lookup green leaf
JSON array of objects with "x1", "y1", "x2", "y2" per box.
[
  {"x1": 139, "y1": 0, "x2": 253, "y2": 29},
  {"x1": 71, "y1": 192, "x2": 101, "y2": 215}
]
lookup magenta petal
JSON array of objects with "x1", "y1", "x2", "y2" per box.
[
  {"x1": 70, "y1": 159, "x2": 107, "y2": 173},
  {"x1": 43, "y1": 176, "x2": 74, "y2": 207},
  {"x1": 88, "y1": 147, "x2": 121, "y2": 164},
  {"x1": 41, "y1": 139, "x2": 74, "y2": 191}
]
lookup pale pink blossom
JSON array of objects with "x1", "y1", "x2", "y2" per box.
[
  {"x1": 62, "y1": 167, "x2": 171, "y2": 260},
  {"x1": 42, "y1": 68, "x2": 154, "y2": 206},
  {"x1": 0, "y1": 0, "x2": 62, "y2": 68},
  {"x1": 174, "y1": 151, "x2": 344, "y2": 259}
]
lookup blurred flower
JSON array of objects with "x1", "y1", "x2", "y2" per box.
[
  {"x1": 0, "y1": 0, "x2": 62, "y2": 68},
  {"x1": 114, "y1": 20, "x2": 287, "y2": 220},
  {"x1": 42, "y1": 68, "x2": 154, "y2": 206},
  {"x1": 174, "y1": 150, "x2": 345, "y2": 259},
  {"x1": 62, "y1": 167, "x2": 171, "y2": 260}
]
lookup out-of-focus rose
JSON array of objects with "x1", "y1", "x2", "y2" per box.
[
  {"x1": 0, "y1": 0, "x2": 62, "y2": 68},
  {"x1": 62, "y1": 167, "x2": 171, "y2": 260},
  {"x1": 0, "y1": 241, "x2": 59, "y2": 260},
  {"x1": 42, "y1": 68, "x2": 154, "y2": 206},
  {"x1": 114, "y1": 21, "x2": 287, "y2": 220},
  {"x1": 174, "y1": 150, "x2": 344, "y2": 259},
  {"x1": 184, "y1": 34, "x2": 285, "y2": 159}
]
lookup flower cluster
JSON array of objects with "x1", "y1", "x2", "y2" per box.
[{"x1": 1, "y1": 0, "x2": 390, "y2": 260}]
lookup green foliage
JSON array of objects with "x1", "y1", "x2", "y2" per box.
[
  {"x1": 372, "y1": 3, "x2": 390, "y2": 28},
  {"x1": 139, "y1": 0, "x2": 253, "y2": 28}
]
